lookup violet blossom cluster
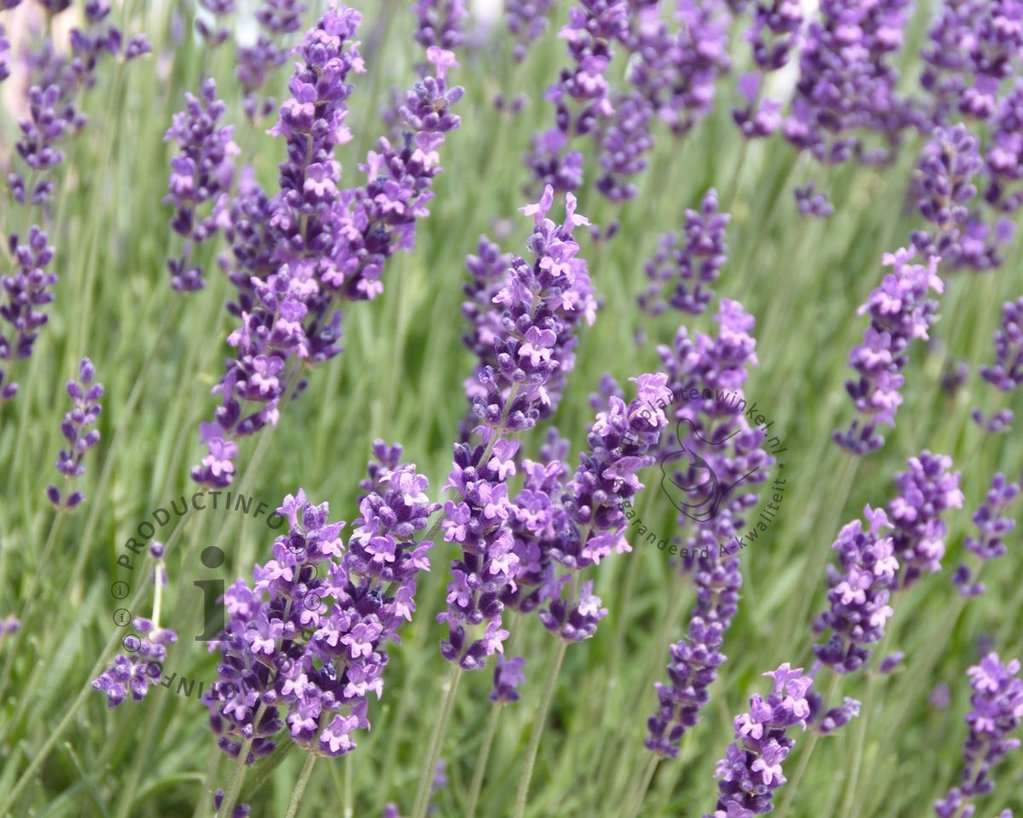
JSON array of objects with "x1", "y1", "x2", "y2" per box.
[
  {"x1": 240, "y1": 0, "x2": 310, "y2": 120},
  {"x1": 812, "y1": 505, "x2": 897, "y2": 674},
  {"x1": 784, "y1": 0, "x2": 914, "y2": 166},
  {"x1": 506, "y1": 0, "x2": 555, "y2": 62},
  {"x1": 706, "y1": 664, "x2": 815, "y2": 816},
  {"x1": 954, "y1": 472, "x2": 1021, "y2": 597},
  {"x1": 921, "y1": 0, "x2": 1023, "y2": 125},
  {"x1": 655, "y1": 299, "x2": 774, "y2": 556},
  {"x1": 205, "y1": 471, "x2": 436, "y2": 763},
  {"x1": 0, "y1": 227, "x2": 56, "y2": 401},
  {"x1": 438, "y1": 188, "x2": 596, "y2": 670},
  {"x1": 164, "y1": 78, "x2": 239, "y2": 292},
  {"x1": 981, "y1": 296, "x2": 1023, "y2": 392},
  {"x1": 638, "y1": 189, "x2": 730, "y2": 317},
  {"x1": 0, "y1": 22, "x2": 10, "y2": 83},
  {"x1": 834, "y1": 248, "x2": 944, "y2": 455},
  {"x1": 46, "y1": 358, "x2": 103, "y2": 511},
  {"x1": 459, "y1": 186, "x2": 596, "y2": 438},
  {"x1": 413, "y1": 0, "x2": 468, "y2": 51},
  {"x1": 887, "y1": 451, "x2": 964, "y2": 588},
  {"x1": 934, "y1": 653, "x2": 1023, "y2": 818},
  {"x1": 537, "y1": 373, "x2": 673, "y2": 641},
  {"x1": 8, "y1": 1, "x2": 147, "y2": 207},
  {"x1": 192, "y1": 7, "x2": 462, "y2": 488},
  {"x1": 524, "y1": 0, "x2": 629, "y2": 194},
  {"x1": 646, "y1": 545, "x2": 742, "y2": 758},
  {"x1": 793, "y1": 182, "x2": 834, "y2": 218},
  {"x1": 92, "y1": 617, "x2": 178, "y2": 708}
]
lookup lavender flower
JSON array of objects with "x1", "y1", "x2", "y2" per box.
[
  {"x1": 596, "y1": 91, "x2": 654, "y2": 201},
  {"x1": 785, "y1": 0, "x2": 913, "y2": 166},
  {"x1": 707, "y1": 664, "x2": 815, "y2": 816},
  {"x1": 655, "y1": 299, "x2": 774, "y2": 558},
  {"x1": 746, "y1": 0, "x2": 803, "y2": 72},
  {"x1": 910, "y1": 124, "x2": 983, "y2": 266},
  {"x1": 413, "y1": 0, "x2": 468, "y2": 51},
  {"x1": 954, "y1": 472, "x2": 1020, "y2": 597},
  {"x1": 646, "y1": 549, "x2": 741, "y2": 757},
  {"x1": 0, "y1": 615, "x2": 19, "y2": 646},
  {"x1": 985, "y1": 81, "x2": 1023, "y2": 213},
  {"x1": 793, "y1": 182, "x2": 833, "y2": 218},
  {"x1": 47, "y1": 358, "x2": 103, "y2": 511},
  {"x1": 164, "y1": 78, "x2": 239, "y2": 292},
  {"x1": 935, "y1": 654, "x2": 1023, "y2": 818},
  {"x1": 638, "y1": 189, "x2": 730, "y2": 317},
  {"x1": 812, "y1": 505, "x2": 897, "y2": 674},
  {"x1": 10, "y1": 84, "x2": 72, "y2": 206},
  {"x1": 238, "y1": 0, "x2": 310, "y2": 121},
  {"x1": 193, "y1": 10, "x2": 462, "y2": 487},
  {"x1": 980, "y1": 297, "x2": 1023, "y2": 392},
  {"x1": 206, "y1": 472, "x2": 436, "y2": 762},
  {"x1": 888, "y1": 451, "x2": 964, "y2": 587},
  {"x1": 0, "y1": 24, "x2": 10, "y2": 83},
  {"x1": 0, "y1": 227, "x2": 57, "y2": 400},
  {"x1": 92, "y1": 618, "x2": 178, "y2": 707},
  {"x1": 834, "y1": 249, "x2": 944, "y2": 455},
  {"x1": 537, "y1": 373, "x2": 673, "y2": 642},
  {"x1": 732, "y1": 73, "x2": 783, "y2": 139},
  {"x1": 817, "y1": 697, "x2": 861, "y2": 734},
  {"x1": 971, "y1": 408, "x2": 1014, "y2": 434},
  {"x1": 506, "y1": 0, "x2": 555, "y2": 62},
  {"x1": 491, "y1": 655, "x2": 526, "y2": 703},
  {"x1": 439, "y1": 188, "x2": 596, "y2": 669}
]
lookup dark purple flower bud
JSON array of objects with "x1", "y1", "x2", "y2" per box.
[
  {"x1": 506, "y1": 0, "x2": 555, "y2": 62},
  {"x1": 491, "y1": 655, "x2": 526, "y2": 703},
  {"x1": 954, "y1": 472, "x2": 1020, "y2": 597},
  {"x1": 793, "y1": 182, "x2": 833, "y2": 218},
  {"x1": 48, "y1": 358, "x2": 103, "y2": 510},
  {"x1": 817, "y1": 697, "x2": 861, "y2": 733},
  {"x1": 879, "y1": 652, "x2": 905, "y2": 674},
  {"x1": 413, "y1": 0, "x2": 468, "y2": 51},
  {"x1": 980, "y1": 297, "x2": 1023, "y2": 392}
]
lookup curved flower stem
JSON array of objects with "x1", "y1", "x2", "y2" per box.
[
  {"x1": 512, "y1": 629, "x2": 572, "y2": 818},
  {"x1": 775, "y1": 672, "x2": 840, "y2": 818},
  {"x1": 284, "y1": 751, "x2": 319, "y2": 818},
  {"x1": 0, "y1": 577, "x2": 150, "y2": 815},
  {"x1": 411, "y1": 663, "x2": 463, "y2": 818},
  {"x1": 624, "y1": 754, "x2": 660, "y2": 818},
  {"x1": 466, "y1": 703, "x2": 503, "y2": 818},
  {"x1": 218, "y1": 701, "x2": 269, "y2": 818}
]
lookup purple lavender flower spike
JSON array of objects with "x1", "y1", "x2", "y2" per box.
[
  {"x1": 986, "y1": 82, "x2": 1023, "y2": 212},
  {"x1": 910, "y1": 124, "x2": 983, "y2": 267},
  {"x1": 237, "y1": 0, "x2": 310, "y2": 121},
  {"x1": 506, "y1": 0, "x2": 555, "y2": 62},
  {"x1": 981, "y1": 297, "x2": 1023, "y2": 392},
  {"x1": 655, "y1": 298, "x2": 774, "y2": 561},
  {"x1": 707, "y1": 664, "x2": 815, "y2": 816},
  {"x1": 206, "y1": 474, "x2": 436, "y2": 763},
  {"x1": 10, "y1": 85, "x2": 70, "y2": 205},
  {"x1": 212, "y1": 790, "x2": 252, "y2": 818},
  {"x1": 536, "y1": 373, "x2": 673, "y2": 642},
  {"x1": 812, "y1": 505, "x2": 897, "y2": 674},
  {"x1": 0, "y1": 227, "x2": 57, "y2": 400},
  {"x1": 47, "y1": 358, "x2": 103, "y2": 511},
  {"x1": 834, "y1": 248, "x2": 944, "y2": 455},
  {"x1": 193, "y1": 12, "x2": 462, "y2": 487},
  {"x1": 164, "y1": 78, "x2": 239, "y2": 292},
  {"x1": 596, "y1": 91, "x2": 654, "y2": 201},
  {"x1": 413, "y1": 0, "x2": 468, "y2": 51},
  {"x1": 746, "y1": 0, "x2": 803, "y2": 72},
  {"x1": 732, "y1": 73, "x2": 783, "y2": 139},
  {"x1": 646, "y1": 550, "x2": 741, "y2": 757},
  {"x1": 123, "y1": 34, "x2": 151, "y2": 60},
  {"x1": 92, "y1": 617, "x2": 178, "y2": 707},
  {"x1": 954, "y1": 472, "x2": 1021, "y2": 597},
  {"x1": 793, "y1": 182, "x2": 833, "y2": 218},
  {"x1": 887, "y1": 451, "x2": 964, "y2": 588},
  {"x1": 935, "y1": 654, "x2": 1023, "y2": 818},
  {"x1": 785, "y1": 0, "x2": 913, "y2": 166},
  {"x1": 0, "y1": 24, "x2": 10, "y2": 83},
  {"x1": 638, "y1": 189, "x2": 730, "y2": 317}
]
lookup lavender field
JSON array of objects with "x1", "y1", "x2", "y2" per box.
[{"x1": 1, "y1": 1, "x2": 1023, "y2": 816}]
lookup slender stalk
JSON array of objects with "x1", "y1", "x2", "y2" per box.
[
  {"x1": 624, "y1": 754, "x2": 660, "y2": 818},
  {"x1": 466, "y1": 704, "x2": 503, "y2": 818},
  {"x1": 284, "y1": 752, "x2": 319, "y2": 818},
  {"x1": 218, "y1": 702, "x2": 268, "y2": 818},
  {"x1": 0, "y1": 577, "x2": 150, "y2": 815},
  {"x1": 411, "y1": 663, "x2": 463, "y2": 818},
  {"x1": 513, "y1": 637, "x2": 570, "y2": 818},
  {"x1": 775, "y1": 672, "x2": 840, "y2": 818}
]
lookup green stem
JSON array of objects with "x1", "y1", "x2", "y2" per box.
[
  {"x1": 0, "y1": 577, "x2": 150, "y2": 815},
  {"x1": 512, "y1": 637, "x2": 570, "y2": 818},
  {"x1": 466, "y1": 704, "x2": 503, "y2": 818},
  {"x1": 284, "y1": 752, "x2": 319, "y2": 818},
  {"x1": 218, "y1": 702, "x2": 268, "y2": 818},
  {"x1": 411, "y1": 663, "x2": 462, "y2": 818},
  {"x1": 624, "y1": 754, "x2": 660, "y2": 818}
]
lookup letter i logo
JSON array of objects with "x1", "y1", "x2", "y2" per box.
[{"x1": 194, "y1": 546, "x2": 225, "y2": 641}]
